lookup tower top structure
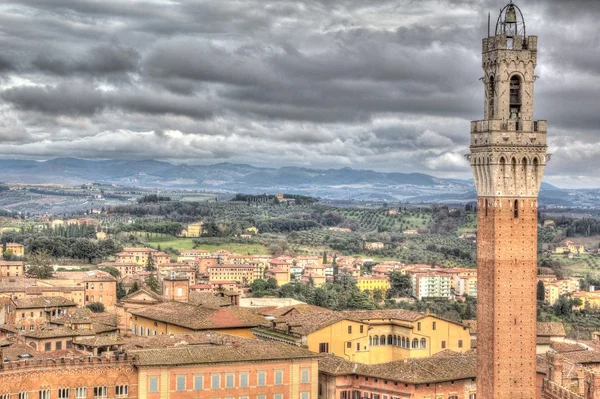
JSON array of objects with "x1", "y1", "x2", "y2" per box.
[{"x1": 495, "y1": 2, "x2": 526, "y2": 37}]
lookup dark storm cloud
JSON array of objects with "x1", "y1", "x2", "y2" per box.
[{"x1": 0, "y1": 0, "x2": 598, "y2": 187}]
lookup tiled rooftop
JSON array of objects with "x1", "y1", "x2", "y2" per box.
[
  {"x1": 130, "y1": 302, "x2": 263, "y2": 330},
  {"x1": 130, "y1": 339, "x2": 319, "y2": 366},
  {"x1": 13, "y1": 296, "x2": 76, "y2": 309},
  {"x1": 319, "y1": 351, "x2": 476, "y2": 384}
]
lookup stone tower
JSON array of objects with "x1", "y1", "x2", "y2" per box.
[{"x1": 467, "y1": 3, "x2": 549, "y2": 398}]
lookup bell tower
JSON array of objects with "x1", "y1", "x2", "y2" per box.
[{"x1": 467, "y1": 2, "x2": 550, "y2": 398}]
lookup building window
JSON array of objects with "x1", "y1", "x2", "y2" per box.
[
  {"x1": 449, "y1": 396, "x2": 458, "y2": 399},
  {"x1": 99, "y1": 283, "x2": 103, "y2": 290},
  {"x1": 347, "y1": 326, "x2": 352, "y2": 334},
  {"x1": 240, "y1": 373, "x2": 249, "y2": 388},
  {"x1": 258, "y1": 396, "x2": 266, "y2": 399},
  {"x1": 301, "y1": 369, "x2": 310, "y2": 384},
  {"x1": 301, "y1": 393, "x2": 309, "y2": 399},
  {"x1": 115, "y1": 386, "x2": 128, "y2": 398},
  {"x1": 176, "y1": 375, "x2": 186, "y2": 391},
  {"x1": 20, "y1": 393, "x2": 29, "y2": 399},
  {"x1": 93, "y1": 387, "x2": 107, "y2": 399},
  {"x1": 44, "y1": 342, "x2": 51, "y2": 352},
  {"x1": 442, "y1": 341, "x2": 447, "y2": 349},
  {"x1": 274, "y1": 395, "x2": 283, "y2": 399},
  {"x1": 275, "y1": 370, "x2": 283, "y2": 385},
  {"x1": 469, "y1": 395, "x2": 476, "y2": 399},
  {"x1": 346, "y1": 342, "x2": 351, "y2": 349},
  {"x1": 56, "y1": 341, "x2": 62, "y2": 350},
  {"x1": 58, "y1": 389, "x2": 69, "y2": 399},
  {"x1": 514, "y1": 200, "x2": 519, "y2": 219},
  {"x1": 432, "y1": 322, "x2": 436, "y2": 330},
  {"x1": 417, "y1": 322, "x2": 421, "y2": 331},
  {"x1": 99, "y1": 295, "x2": 103, "y2": 303},
  {"x1": 66, "y1": 340, "x2": 72, "y2": 349},
  {"x1": 420, "y1": 338, "x2": 427, "y2": 349},
  {"x1": 194, "y1": 375, "x2": 204, "y2": 391},
  {"x1": 75, "y1": 388, "x2": 86, "y2": 399},
  {"x1": 257, "y1": 372, "x2": 266, "y2": 387},
  {"x1": 149, "y1": 377, "x2": 159, "y2": 393},
  {"x1": 212, "y1": 374, "x2": 221, "y2": 389},
  {"x1": 39, "y1": 390, "x2": 50, "y2": 399},
  {"x1": 226, "y1": 373, "x2": 234, "y2": 388},
  {"x1": 360, "y1": 325, "x2": 364, "y2": 334},
  {"x1": 458, "y1": 340, "x2": 463, "y2": 348},
  {"x1": 30, "y1": 325, "x2": 34, "y2": 331},
  {"x1": 412, "y1": 338, "x2": 418, "y2": 349},
  {"x1": 319, "y1": 343, "x2": 329, "y2": 353},
  {"x1": 387, "y1": 335, "x2": 393, "y2": 345}
]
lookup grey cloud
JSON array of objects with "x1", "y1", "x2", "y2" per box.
[
  {"x1": 0, "y1": 0, "x2": 597, "y2": 185},
  {"x1": 33, "y1": 44, "x2": 140, "y2": 76}
]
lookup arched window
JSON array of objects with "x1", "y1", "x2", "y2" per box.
[
  {"x1": 488, "y1": 75, "x2": 495, "y2": 118},
  {"x1": 510, "y1": 75, "x2": 521, "y2": 118},
  {"x1": 373, "y1": 336, "x2": 379, "y2": 346},
  {"x1": 369, "y1": 336, "x2": 373, "y2": 346},
  {"x1": 514, "y1": 200, "x2": 519, "y2": 219},
  {"x1": 393, "y1": 336, "x2": 397, "y2": 346},
  {"x1": 420, "y1": 338, "x2": 427, "y2": 349},
  {"x1": 380, "y1": 335, "x2": 386, "y2": 345},
  {"x1": 387, "y1": 335, "x2": 393, "y2": 345},
  {"x1": 29, "y1": 342, "x2": 37, "y2": 349},
  {"x1": 412, "y1": 338, "x2": 419, "y2": 349}
]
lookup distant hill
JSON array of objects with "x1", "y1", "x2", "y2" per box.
[{"x1": 0, "y1": 157, "x2": 585, "y2": 205}]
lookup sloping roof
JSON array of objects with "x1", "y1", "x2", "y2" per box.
[
  {"x1": 120, "y1": 288, "x2": 165, "y2": 303},
  {"x1": 319, "y1": 352, "x2": 476, "y2": 384},
  {"x1": 130, "y1": 302, "x2": 263, "y2": 330},
  {"x1": 22, "y1": 326, "x2": 94, "y2": 339},
  {"x1": 269, "y1": 311, "x2": 361, "y2": 336},
  {"x1": 259, "y1": 304, "x2": 331, "y2": 318},
  {"x1": 340, "y1": 309, "x2": 425, "y2": 322},
  {"x1": 73, "y1": 336, "x2": 124, "y2": 347},
  {"x1": 550, "y1": 342, "x2": 588, "y2": 353},
  {"x1": 122, "y1": 331, "x2": 248, "y2": 350},
  {"x1": 13, "y1": 296, "x2": 76, "y2": 309},
  {"x1": 54, "y1": 270, "x2": 116, "y2": 282},
  {"x1": 130, "y1": 339, "x2": 319, "y2": 366},
  {"x1": 188, "y1": 292, "x2": 231, "y2": 308},
  {"x1": 537, "y1": 322, "x2": 567, "y2": 337}
]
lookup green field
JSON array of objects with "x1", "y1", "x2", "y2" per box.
[{"x1": 140, "y1": 234, "x2": 269, "y2": 255}]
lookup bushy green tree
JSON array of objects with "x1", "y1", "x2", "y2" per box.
[{"x1": 26, "y1": 251, "x2": 55, "y2": 279}]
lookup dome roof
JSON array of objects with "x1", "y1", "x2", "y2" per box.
[{"x1": 495, "y1": 1, "x2": 526, "y2": 37}]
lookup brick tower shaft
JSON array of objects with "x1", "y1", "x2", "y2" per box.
[{"x1": 468, "y1": 3, "x2": 550, "y2": 398}]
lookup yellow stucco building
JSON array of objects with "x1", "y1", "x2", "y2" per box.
[
  {"x1": 356, "y1": 277, "x2": 390, "y2": 294},
  {"x1": 253, "y1": 306, "x2": 471, "y2": 364}
]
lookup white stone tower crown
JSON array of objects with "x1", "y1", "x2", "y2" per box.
[{"x1": 467, "y1": 1, "x2": 549, "y2": 198}]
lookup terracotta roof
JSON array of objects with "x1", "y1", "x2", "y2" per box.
[
  {"x1": 130, "y1": 339, "x2": 319, "y2": 366},
  {"x1": 319, "y1": 352, "x2": 476, "y2": 384},
  {"x1": 130, "y1": 302, "x2": 263, "y2": 330},
  {"x1": 13, "y1": 296, "x2": 76, "y2": 309},
  {"x1": 560, "y1": 350, "x2": 600, "y2": 365},
  {"x1": 73, "y1": 336, "x2": 124, "y2": 347},
  {"x1": 259, "y1": 304, "x2": 331, "y2": 318},
  {"x1": 54, "y1": 270, "x2": 116, "y2": 282},
  {"x1": 340, "y1": 309, "x2": 425, "y2": 322},
  {"x1": 22, "y1": 326, "x2": 93, "y2": 339},
  {"x1": 0, "y1": 261, "x2": 24, "y2": 266},
  {"x1": 537, "y1": 322, "x2": 567, "y2": 337},
  {"x1": 122, "y1": 331, "x2": 247, "y2": 350},
  {"x1": 268, "y1": 311, "x2": 361, "y2": 336},
  {"x1": 120, "y1": 288, "x2": 165, "y2": 303},
  {"x1": 550, "y1": 342, "x2": 588, "y2": 353},
  {"x1": 188, "y1": 292, "x2": 232, "y2": 308}
]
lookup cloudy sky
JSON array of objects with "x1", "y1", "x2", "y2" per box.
[{"x1": 0, "y1": 0, "x2": 598, "y2": 188}]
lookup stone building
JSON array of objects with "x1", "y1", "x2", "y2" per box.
[{"x1": 467, "y1": 2, "x2": 549, "y2": 397}]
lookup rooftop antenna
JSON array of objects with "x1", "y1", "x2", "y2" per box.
[{"x1": 488, "y1": 12, "x2": 491, "y2": 37}]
